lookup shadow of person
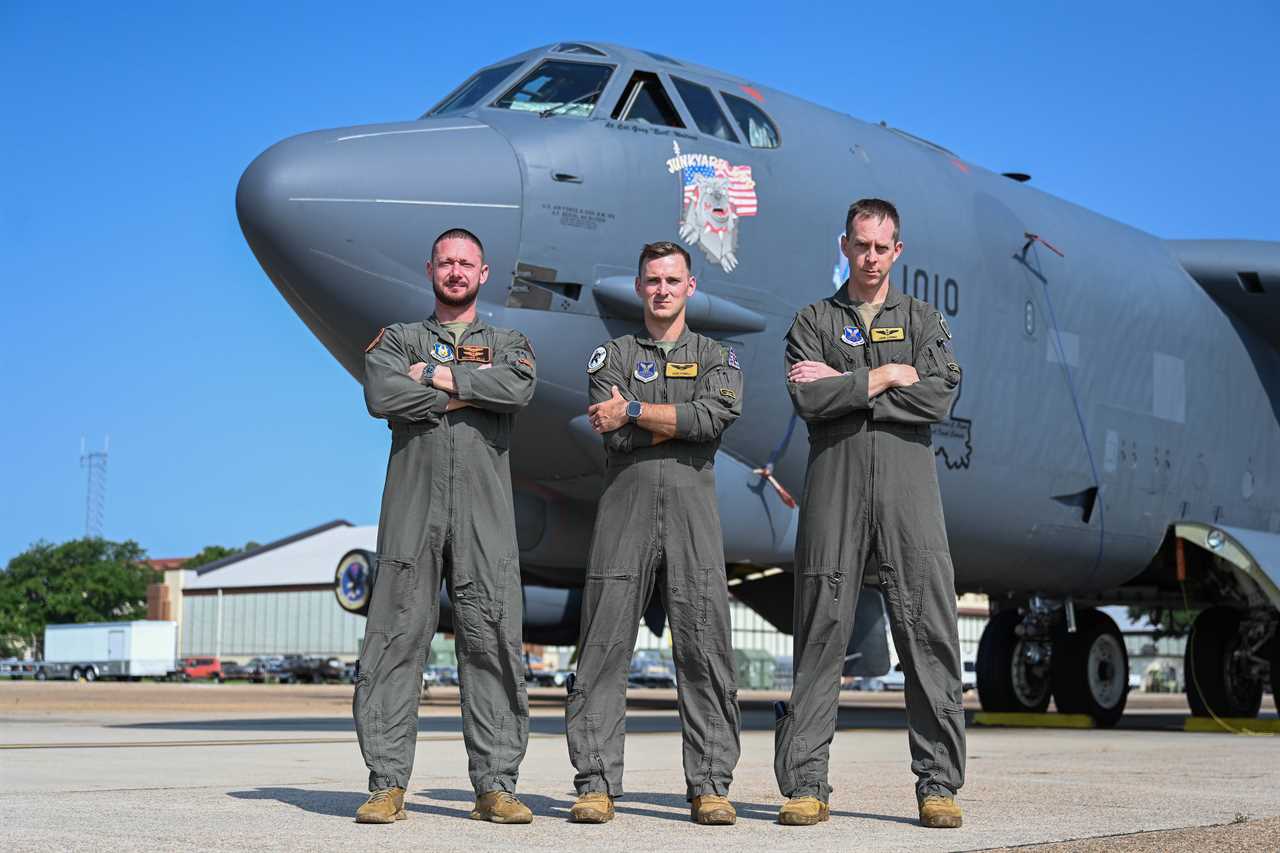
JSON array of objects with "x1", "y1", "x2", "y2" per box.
[
  {"x1": 227, "y1": 787, "x2": 430, "y2": 820},
  {"x1": 416, "y1": 787, "x2": 568, "y2": 819}
]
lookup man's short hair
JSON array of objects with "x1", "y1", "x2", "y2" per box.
[
  {"x1": 845, "y1": 198, "x2": 901, "y2": 244},
  {"x1": 432, "y1": 228, "x2": 485, "y2": 261},
  {"x1": 637, "y1": 240, "x2": 692, "y2": 276}
]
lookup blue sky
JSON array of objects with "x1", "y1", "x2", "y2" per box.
[{"x1": 1, "y1": 2, "x2": 1276, "y2": 564}]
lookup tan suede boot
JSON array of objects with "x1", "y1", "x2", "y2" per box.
[
  {"x1": 919, "y1": 795, "x2": 963, "y2": 828},
  {"x1": 355, "y1": 787, "x2": 407, "y2": 824},
  {"x1": 690, "y1": 794, "x2": 736, "y2": 825},
  {"x1": 569, "y1": 791, "x2": 615, "y2": 823},
  {"x1": 470, "y1": 791, "x2": 533, "y2": 824},
  {"x1": 778, "y1": 796, "x2": 829, "y2": 826}
]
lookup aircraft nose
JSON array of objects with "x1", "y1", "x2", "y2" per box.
[{"x1": 235, "y1": 119, "x2": 523, "y2": 377}]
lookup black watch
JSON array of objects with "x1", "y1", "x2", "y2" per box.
[
  {"x1": 626, "y1": 400, "x2": 643, "y2": 421},
  {"x1": 421, "y1": 363, "x2": 437, "y2": 386}
]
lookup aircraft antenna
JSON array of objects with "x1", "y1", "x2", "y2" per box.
[{"x1": 80, "y1": 435, "x2": 109, "y2": 539}]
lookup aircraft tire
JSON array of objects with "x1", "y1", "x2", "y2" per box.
[
  {"x1": 1051, "y1": 609, "x2": 1128, "y2": 728},
  {"x1": 976, "y1": 609, "x2": 1051, "y2": 713},
  {"x1": 1271, "y1": 632, "x2": 1279, "y2": 716},
  {"x1": 1185, "y1": 606, "x2": 1263, "y2": 719}
]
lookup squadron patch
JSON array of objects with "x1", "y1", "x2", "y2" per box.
[
  {"x1": 634, "y1": 360, "x2": 658, "y2": 383},
  {"x1": 666, "y1": 362, "x2": 698, "y2": 378},
  {"x1": 587, "y1": 345, "x2": 608, "y2": 374},
  {"x1": 458, "y1": 345, "x2": 491, "y2": 364},
  {"x1": 364, "y1": 328, "x2": 386, "y2": 353},
  {"x1": 871, "y1": 327, "x2": 905, "y2": 342},
  {"x1": 840, "y1": 326, "x2": 865, "y2": 347},
  {"x1": 429, "y1": 341, "x2": 455, "y2": 363},
  {"x1": 725, "y1": 346, "x2": 740, "y2": 370}
]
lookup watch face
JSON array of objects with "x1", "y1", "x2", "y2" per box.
[{"x1": 627, "y1": 401, "x2": 643, "y2": 418}]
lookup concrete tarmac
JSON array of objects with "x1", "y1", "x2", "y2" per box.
[{"x1": 2, "y1": 682, "x2": 1277, "y2": 852}]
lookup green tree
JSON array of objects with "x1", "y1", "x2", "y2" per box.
[
  {"x1": 181, "y1": 541, "x2": 260, "y2": 572},
  {"x1": 0, "y1": 539, "x2": 152, "y2": 658}
]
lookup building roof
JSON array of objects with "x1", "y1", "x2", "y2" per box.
[
  {"x1": 147, "y1": 558, "x2": 189, "y2": 572},
  {"x1": 184, "y1": 520, "x2": 376, "y2": 590}
]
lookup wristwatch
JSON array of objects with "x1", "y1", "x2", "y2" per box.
[
  {"x1": 626, "y1": 400, "x2": 643, "y2": 421},
  {"x1": 421, "y1": 363, "x2": 437, "y2": 386}
]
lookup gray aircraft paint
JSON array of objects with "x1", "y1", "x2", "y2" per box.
[{"x1": 237, "y1": 43, "x2": 1280, "y2": 627}]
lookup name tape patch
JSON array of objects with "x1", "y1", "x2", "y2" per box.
[
  {"x1": 666, "y1": 362, "x2": 698, "y2": 378},
  {"x1": 458, "y1": 345, "x2": 492, "y2": 363},
  {"x1": 871, "y1": 327, "x2": 905, "y2": 342}
]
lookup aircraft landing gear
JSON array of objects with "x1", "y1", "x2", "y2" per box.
[
  {"x1": 1185, "y1": 606, "x2": 1268, "y2": 719},
  {"x1": 977, "y1": 600, "x2": 1131, "y2": 727},
  {"x1": 1051, "y1": 608, "x2": 1129, "y2": 728},
  {"x1": 976, "y1": 607, "x2": 1053, "y2": 713}
]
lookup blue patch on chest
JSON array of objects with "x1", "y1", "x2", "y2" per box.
[
  {"x1": 840, "y1": 325, "x2": 865, "y2": 347},
  {"x1": 634, "y1": 360, "x2": 658, "y2": 383}
]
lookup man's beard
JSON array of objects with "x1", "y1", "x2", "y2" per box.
[{"x1": 434, "y1": 279, "x2": 479, "y2": 308}]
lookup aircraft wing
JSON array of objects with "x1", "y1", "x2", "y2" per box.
[{"x1": 1167, "y1": 239, "x2": 1280, "y2": 350}]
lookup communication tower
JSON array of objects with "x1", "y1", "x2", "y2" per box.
[{"x1": 80, "y1": 436, "x2": 109, "y2": 539}]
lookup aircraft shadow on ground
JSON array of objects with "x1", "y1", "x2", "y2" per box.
[{"x1": 109, "y1": 707, "x2": 918, "y2": 734}]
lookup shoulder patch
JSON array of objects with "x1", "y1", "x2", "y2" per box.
[
  {"x1": 364, "y1": 328, "x2": 386, "y2": 353},
  {"x1": 587, "y1": 345, "x2": 608, "y2": 374},
  {"x1": 722, "y1": 345, "x2": 741, "y2": 370},
  {"x1": 719, "y1": 387, "x2": 737, "y2": 401}
]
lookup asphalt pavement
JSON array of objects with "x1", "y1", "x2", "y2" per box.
[{"x1": 2, "y1": 683, "x2": 1277, "y2": 852}]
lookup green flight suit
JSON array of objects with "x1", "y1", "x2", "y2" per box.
[
  {"x1": 774, "y1": 284, "x2": 966, "y2": 803},
  {"x1": 355, "y1": 315, "x2": 536, "y2": 796},
  {"x1": 566, "y1": 327, "x2": 743, "y2": 800}
]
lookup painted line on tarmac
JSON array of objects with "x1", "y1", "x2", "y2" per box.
[
  {"x1": 973, "y1": 712, "x2": 1096, "y2": 729},
  {"x1": 1183, "y1": 717, "x2": 1280, "y2": 734}
]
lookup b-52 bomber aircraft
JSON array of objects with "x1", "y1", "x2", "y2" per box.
[{"x1": 237, "y1": 41, "x2": 1280, "y2": 727}]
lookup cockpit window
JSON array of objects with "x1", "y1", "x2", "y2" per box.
[
  {"x1": 426, "y1": 62, "x2": 524, "y2": 117},
  {"x1": 551, "y1": 42, "x2": 606, "y2": 56},
  {"x1": 671, "y1": 77, "x2": 737, "y2": 142},
  {"x1": 494, "y1": 60, "x2": 613, "y2": 117},
  {"x1": 721, "y1": 92, "x2": 781, "y2": 149},
  {"x1": 611, "y1": 71, "x2": 683, "y2": 128}
]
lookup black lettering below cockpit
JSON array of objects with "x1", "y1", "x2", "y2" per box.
[{"x1": 900, "y1": 264, "x2": 959, "y2": 317}]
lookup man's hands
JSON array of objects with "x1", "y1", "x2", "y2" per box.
[
  {"x1": 789, "y1": 360, "x2": 919, "y2": 399},
  {"x1": 588, "y1": 385, "x2": 629, "y2": 433},
  {"x1": 408, "y1": 362, "x2": 469, "y2": 411},
  {"x1": 868, "y1": 363, "x2": 919, "y2": 398},
  {"x1": 787, "y1": 361, "x2": 843, "y2": 383}
]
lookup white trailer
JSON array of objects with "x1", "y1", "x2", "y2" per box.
[{"x1": 37, "y1": 621, "x2": 179, "y2": 681}]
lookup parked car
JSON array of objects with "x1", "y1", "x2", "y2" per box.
[
  {"x1": 856, "y1": 663, "x2": 907, "y2": 692},
  {"x1": 218, "y1": 661, "x2": 252, "y2": 681},
  {"x1": 424, "y1": 665, "x2": 459, "y2": 687},
  {"x1": 628, "y1": 650, "x2": 677, "y2": 688},
  {"x1": 245, "y1": 656, "x2": 286, "y2": 683},
  {"x1": 179, "y1": 657, "x2": 223, "y2": 682},
  {"x1": 277, "y1": 656, "x2": 346, "y2": 684},
  {"x1": 961, "y1": 658, "x2": 977, "y2": 692}
]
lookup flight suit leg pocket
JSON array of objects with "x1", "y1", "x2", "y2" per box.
[
  {"x1": 366, "y1": 555, "x2": 418, "y2": 634},
  {"x1": 582, "y1": 569, "x2": 637, "y2": 649},
  {"x1": 452, "y1": 556, "x2": 512, "y2": 662},
  {"x1": 905, "y1": 548, "x2": 959, "y2": 649},
  {"x1": 795, "y1": 566, "x2": 847, "y2": 658}
]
